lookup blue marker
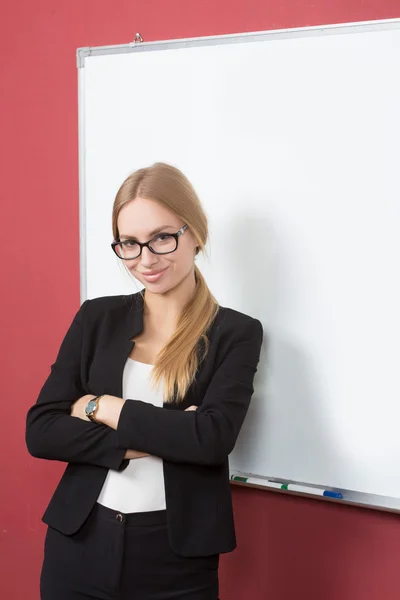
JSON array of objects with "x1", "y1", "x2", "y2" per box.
[{"x1": 323, "y1": 490, "x2": 343, "y2": 499}]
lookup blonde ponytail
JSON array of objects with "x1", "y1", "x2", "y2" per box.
[{"x1": 151, "y1": 264, "x2": 219, "y2": 403}]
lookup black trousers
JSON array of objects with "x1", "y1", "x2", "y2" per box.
[{"x1": 40, "y1": 503, "x2": 220, "y2": 600}]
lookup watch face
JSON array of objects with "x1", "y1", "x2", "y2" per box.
[{"x1": 85, "y1": 400, "x2": 97, "y2": 415}]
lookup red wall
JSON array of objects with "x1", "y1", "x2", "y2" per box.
[{"x1": 1, "y1": 1, "x2": 399, "y2": 598}]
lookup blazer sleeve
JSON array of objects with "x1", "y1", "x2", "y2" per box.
[
  {"x1": 116, "y1": 317, "x2": 263, "y2": 466},
  {"x1": 25, "y1": 299, "x2": 128, "y2": 471}
]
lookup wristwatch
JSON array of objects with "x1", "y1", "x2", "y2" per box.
[{"x1": 85, "y1": 395, "x2": 104, "y2": 422}]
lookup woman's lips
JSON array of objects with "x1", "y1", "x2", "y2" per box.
[{"x1": 140, "y1": 267, "x2": 169, "y2": 282}]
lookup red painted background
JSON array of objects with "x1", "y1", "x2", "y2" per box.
[{"x1": 1, "y1": 1, "x2": 399, "y2": 598}]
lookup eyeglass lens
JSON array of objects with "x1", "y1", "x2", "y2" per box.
[{"x1": 115, "y1": 234, "x2": 177, "y2": 259}]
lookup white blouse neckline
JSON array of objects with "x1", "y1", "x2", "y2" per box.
[{"x1": 127, "y1": 357, "x2": 154, "y2": 367}]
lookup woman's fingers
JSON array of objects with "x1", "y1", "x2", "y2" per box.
[
  {"x1": 124, "y1": 449, "x2": 150, "y2": 459},
  {"x1": 185, "y1": 405, "x2": 198, "y2": 411}
]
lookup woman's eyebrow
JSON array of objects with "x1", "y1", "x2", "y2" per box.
[{"x1": 120, "y1": 225, "x2": 174, "y2": 240}]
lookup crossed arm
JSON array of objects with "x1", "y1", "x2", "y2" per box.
[
  {"x1": 70, "y1": 394, "x2": 197, "y2": 460},
  {"x1": 26, "y1": 300, "x2": 263, "y2": 470}
]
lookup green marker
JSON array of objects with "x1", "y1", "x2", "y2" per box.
[{"x1": 230, "y1": 475, "x2": 285, "y2": 489}]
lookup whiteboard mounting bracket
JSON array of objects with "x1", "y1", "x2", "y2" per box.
[
  {"x1": 77, "y1": 47, "x2": 91, "y2": 69},
  {"x1": 132, "y1": 33, "x2": 144, "y2": 44}
]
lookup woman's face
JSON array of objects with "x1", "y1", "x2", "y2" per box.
[{"x1": 117, "y1": 196, "x2": 198, "y2": 294}]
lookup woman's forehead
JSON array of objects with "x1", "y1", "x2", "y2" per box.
[{"x1": 117, "y1": 197, "x2": 180, "y2": 237}]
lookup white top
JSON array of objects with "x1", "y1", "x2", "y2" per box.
[{"x1": 97, "y1": 358, "x2": 166, "y2": 513}]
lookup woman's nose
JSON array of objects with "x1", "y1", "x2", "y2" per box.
[{"x1": 140, "y1": 245, "x2": 159, "y2": 267}]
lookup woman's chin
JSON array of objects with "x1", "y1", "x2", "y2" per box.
[{"x1": 140, "y1": 278, "x2": 172, "y2": 293}]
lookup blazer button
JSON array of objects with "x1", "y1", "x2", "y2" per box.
[{"x1": 116, "y1": 513, "x2": 124, "y2": 523}]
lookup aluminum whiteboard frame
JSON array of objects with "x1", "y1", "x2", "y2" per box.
[{"x1": 77, "y1": 17, "x2": 400, "y2": 514}]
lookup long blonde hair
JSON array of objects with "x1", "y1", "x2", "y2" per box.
[{"x1": 112, "y1": 162, "x2": 220, "y2": 403}]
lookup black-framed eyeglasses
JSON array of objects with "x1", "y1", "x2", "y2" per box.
[{"x1": 111, "y1": 224, "x2": 188, "y2": 260}]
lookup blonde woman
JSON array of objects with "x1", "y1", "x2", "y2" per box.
[{"x1": 26, "y1": 162, "x2": 263, "y2": 600}]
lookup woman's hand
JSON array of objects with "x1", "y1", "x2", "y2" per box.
[
  {"x1": 185, "y1": 405, "x2": 198, "y2": 411},
  {"x1": 124, "y1": 449, "x2": 150, "y2": 459}
]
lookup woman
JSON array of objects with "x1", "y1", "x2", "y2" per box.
[{"x1": 26, "y1": 162, "x2": 263, "y2": 600}]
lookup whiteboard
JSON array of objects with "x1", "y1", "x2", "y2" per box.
[{"x1": 78, "y1": 19, "x2": 400, "y2": 511}]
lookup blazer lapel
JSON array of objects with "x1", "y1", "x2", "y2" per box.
[{"x1": 88, "y1": 292, "x2": 144, "y2": 399}]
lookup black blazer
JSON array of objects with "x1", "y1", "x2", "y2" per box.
[{"x1": 26, "y1": 291, "x2": 263, "y2": 557}]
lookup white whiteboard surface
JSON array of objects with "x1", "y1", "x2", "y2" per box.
[{"x1": 78, "y1": 20, "x2": 400, "y2": 508}]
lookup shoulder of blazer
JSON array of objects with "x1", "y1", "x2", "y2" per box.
[
  {"x1": 210, "y1": 304, "x2": 263, "y2": 338},
  {"x1": 81, "y1": 292, "x2": 143, "y2": 323},
  {"x1": 203, "y1": 306, "x2": 264, "y2": 373}
]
